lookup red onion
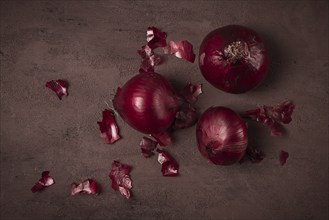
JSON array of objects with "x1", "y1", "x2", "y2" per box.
[
  {"x1": 196, "y1": 107, "x2": 248, "y2": 165},
  {"x1": 199, "y1": 25, "x2": 269, "y2": 93},
  {"x1": 113, "y1": 72, "x2": 180, "y2": 135}
]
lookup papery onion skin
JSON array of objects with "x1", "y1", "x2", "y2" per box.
[
  {"x1": 140, "y1": 136, "x2": 157, "y2": 157},
  {"x1": 31, "y1": 171, "x2": 54, "y2": 193},
  {"x1": 196, "y1": 107, "x2": 248, "y2": 165},
  {"x1": 109, "y1": 161, "x2": 132, "y2": 199},
  {"x1": 199, "y1": 25, "x2": 269, "y2": 94},
  {"x1": 279, "y1": 150, "x2": 289, "y2": 166},
  {"x1": 113, "y1": 72, "x2": 179, "y2": 134},
  {"x1": 45, "y1": 79, "x2": 68, "y2": 99},
  {"x1": 243, "y1": 100, "x2": 295, "y2": 136}
]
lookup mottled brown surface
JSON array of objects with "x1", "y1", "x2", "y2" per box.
[{"x1": 0, "y1": 1, "x2": 328, "y2": 220}]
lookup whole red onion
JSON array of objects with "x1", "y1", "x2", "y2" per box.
[
  {"x1": 113, "y1": 72, "x2": 179, "y2": 134},
  {"x1": 199, "y1": 25, "x2": 269, "y2": 93},
  {"x1": 196, "y1": 106, "x2": 248, "y2": 165}
]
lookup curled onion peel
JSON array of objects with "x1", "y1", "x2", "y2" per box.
[
  {"x1": 173, "y1": 105, "x2": 198, "y2": 130},
  {"x1": 244, "y1": 100, "x2": 294, "y2": 136},
  {"x1": 147, "y1": 26, "x2": 167, "y2": 49},
  {"x1": 199, "y1": 25, "x2": 269, "y2": 94},
  {"x1": 157, "y1": 149, "x2": 179, "y2": 176},
  {"x1": 109, "y1": 161, "x2": 132, "y2": 199},
  {"x1": 163, "y1": 40, "x2": 196, "y2": 63},
  {"x1": 71, "y1": 179, "x2": 99, "y2": 195},
  {"x1": 138, "y1": 45, "x2": 161, "y2": 73},
  {"x1": 97, "y1": 109, "x2": 121, "y2": 144},
  {"x1": 31, "y1": 171, "x2": 54, "y2": 193},
  {"x1": 45, "y1": 79, "x2": 68, "y2": 99},
  {"x1": 140, "y1": 136, "x2": 157, "y2": 158},
  {"x1": 196, "y1": 107, "x2": 248, "y2": 165}
]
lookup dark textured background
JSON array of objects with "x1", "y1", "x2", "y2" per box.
[{"x1": 0, "y1": 1, "x2": 328, "y2": 220}]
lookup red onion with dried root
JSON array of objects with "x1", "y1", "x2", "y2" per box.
[
  {"x1": 199, "y1": 25, "x2": 269, "y2": 94},
  {"x1": 196, "y1": 107, "x2": 248, "y2": 165}
]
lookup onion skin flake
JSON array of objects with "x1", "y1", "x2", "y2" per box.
[
  {"x1": 163, "y1": 40, "x2": 196, "y2": 63},
  {"x1": 97, "y1": 109, "x2": 121, "y2": 144},
  {"x1": 157, "y1": 149, "x2": 179, "y2": 176},
  {"x1": 45, "y1": 79, "x2": 68, "y2": 100},
  {"x1": 140, "y1": 136, "x2": 158, "y2": 158},
  {"x1": 109, "y1": 161, "x2": 133, "y2": 199},
  {"x1": 280, "y1": 150, "x2": 289, "y2": 166},
  {"x1": 71, "y1": 179, "x2": 99, "y2": 195},
  {"x1": 31, "y1": 171, "x2": 54, "y2": 193},
  {"x1": 244, "y1": 100, "x2": 295, "y2": 136}
]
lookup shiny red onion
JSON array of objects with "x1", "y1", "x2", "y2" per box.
[
  {"x1": 199, "y1": 25, "x2": 269, "y2": 93},
  {"x1": 196, "y1": 107, "x2": 248, "y2": 165},
  {"x1": 113, "y1": 72, "x2": 180, "y2": 136}
]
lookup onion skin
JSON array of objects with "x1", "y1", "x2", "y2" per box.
[
  {"x1": 113, "y1": 72, "x2": 179, "y2": 134},
  {"x1": 196, "y1": 107, "x2": 248, "y2": 165},
  {"x1": 199, "y1": 25, "x2": 269, "y2": 94}
]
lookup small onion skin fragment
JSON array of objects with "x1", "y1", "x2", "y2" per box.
[
  {"x1": 138, "y1": 45, "x2": 161, "y2": 73},
  {"x1": 45, "y1": 79, "x2": 68, "y2": 99},
  {"x1": 179, "y1": 83, "x2": 203, "y2": 104},
  {"x1": 164, "y1": 40, "x2": 196, "y2": 63},
  {"x1": 151, "y1": 131, "x2": 171, "y2": 147},
  {"x1": 279, "y1": 150, "x2": 289, "y2": 166},
  {"x1": 140, "y1": 136, "x2": 157, "y2": 158},
  {"x1": 173, "y1": 105, "x2": 198, "y2": 130},
  {"x1": 146, "y1": 26, "x2": 167, "y2": 49},
  {"x1": 113, "y1": 72, "x2": 179, "y2": 135},
  {"x1": 31, "y1": 171, "x2": 54, "y2": 193},
  {"x1": 196, "y1": 107, "x2": 248, "y2": 165},
  {"x1": 71, "y1": 179, "x2": 99, "y2": 195},
  {"x1": 109, "y1": 161, "x2": 133, "y2": 199},
  {"x1": 243, "y1": 100, "x2": 295, "y2": 136},
  {"x1": 199, "y1": 25, "x2": 269, "y2": 94},
  {"x1": 157, "y1": 149, "x2": 179, "y2": 176},
  {"x1": 97, "y1": 109, "x2": 121, "y2": 144}
]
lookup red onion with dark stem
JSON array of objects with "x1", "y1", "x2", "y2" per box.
[
  {"x1": 199, "y1": 25, "x2": 269, "y2": 93},
  {"x1": 196, "y1": 107, "x2": 248, "y2": 165},
  {"x1": 113, "y1": 72, "x2": 180, "y2": 144}
]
